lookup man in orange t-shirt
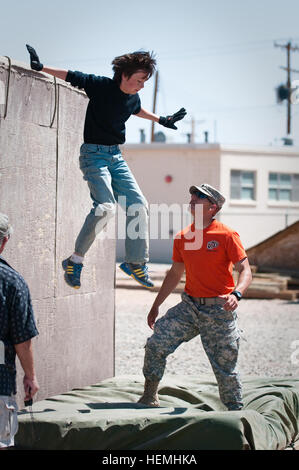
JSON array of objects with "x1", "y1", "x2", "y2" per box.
[{"x1": 138, "y1": 183, "x2": 252, "y2": 410}]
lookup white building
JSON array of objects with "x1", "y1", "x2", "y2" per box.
[{"x1": 116, "y1": 143, "x2": 299, "y2": 263}]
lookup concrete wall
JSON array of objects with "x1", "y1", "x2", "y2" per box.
[{"x1": 0, "y1": 58, "x2": 115, "y2": 406}]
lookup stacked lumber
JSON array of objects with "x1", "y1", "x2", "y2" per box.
[
  {"x1": 239, "y1": 271, "x2": 299, "y2": 300},
  {"x1": 116, "y1": 265, "x2": 299, "y2": 300}
]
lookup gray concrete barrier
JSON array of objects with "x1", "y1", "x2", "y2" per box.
[{"x1": 0, "y1": 57, "x2": 115, "y2": 407}]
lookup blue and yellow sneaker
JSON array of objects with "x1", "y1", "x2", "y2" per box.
[
  {"x1": 62, "y1": 257, "x2": 83, "y2": 289},
  {"x1": 119, "y1": 262, "x2": 154, "y2": 289}
]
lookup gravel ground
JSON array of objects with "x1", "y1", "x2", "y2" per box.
[{"x1": 115, "y1": 283, "x2": 299, "y2": 380}]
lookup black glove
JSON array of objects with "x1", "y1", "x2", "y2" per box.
[
  {"x1": 159, "y1": 107, "x2": 187, "y2": 130},
  {"x1": 26, "y1": 44, "x2": 43, "y2": 71}
]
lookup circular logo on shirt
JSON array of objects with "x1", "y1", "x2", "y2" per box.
[{"x1": 207, "y1": 240, "x2": 219, "y2": 250}]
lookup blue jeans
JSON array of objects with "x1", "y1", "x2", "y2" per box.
[{"x1": 75, "y1": 143, "x2": 149, "y2": 263}]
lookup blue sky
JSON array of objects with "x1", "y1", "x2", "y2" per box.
[{"x1": 1, "y1": 0, "x2": 299, "y2": 146}]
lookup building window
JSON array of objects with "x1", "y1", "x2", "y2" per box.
[
  {"x1": 268, "y1": 173, "x2": 299, "y2": 202},
  {"x1": 230, "y1": 170, "x2": 255, "y2": 200}
]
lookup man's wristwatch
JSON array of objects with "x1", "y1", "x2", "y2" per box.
[{"x1": 231, "y1": 290, "x2": 242, "y2": 301}]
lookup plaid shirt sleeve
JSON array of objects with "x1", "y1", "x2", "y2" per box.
[{"x1": 9, "y1": 276, "x2": 38, "y2": 345}]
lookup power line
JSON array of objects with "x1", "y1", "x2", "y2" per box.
[
  {"x1": 51, "y1": 37, "x2": 298, "y2": 66},
  {"x1": 160, "y1": 38, "x2": 275, "y2": 55},
  {"x1": 158, "y1": 37, "x2": 299, "y2": 61},
  {"x1": 201, "y1": 104, "x2": 278, "y2": 114},
  {"x1": 159, "y1": 43, "x2": 273, "y2": 61}
]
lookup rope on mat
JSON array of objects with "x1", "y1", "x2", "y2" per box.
[
  {"x1": 3, "y1": 56, "x2": 11, "y2": 119},
  {"x1": 1, "y1": 56, "x2": 58, "y2": 127},
  {"x1": 50, "y1": 76, "x2": 58, "y2": 128},
  {"x1": 53, "y1": 82, "x2": 60, "y2": 298}
]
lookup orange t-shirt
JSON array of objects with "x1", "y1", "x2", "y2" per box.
[{"x1": 172, "y1": 219, "x2": 247, "y2": 297}]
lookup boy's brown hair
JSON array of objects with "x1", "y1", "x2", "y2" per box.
[{"x1": 112, "y1": 51, "x2": 156, "y2": 84}]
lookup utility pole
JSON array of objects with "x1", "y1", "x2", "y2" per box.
[
  {"x1": 151, "y1": 70, "x2": 159, "y2": 143},
  {"x1": 274, "y1": 41, "x2": 299, "y2": 135}
]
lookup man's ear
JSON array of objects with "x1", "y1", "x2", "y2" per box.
[{"x1": 210, "y1": 204, "x2": 219, "y2": 216}]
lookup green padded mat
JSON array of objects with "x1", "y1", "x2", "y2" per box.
[{"x1": 16, "y1": 375, "x2": 299, "y2": 450}]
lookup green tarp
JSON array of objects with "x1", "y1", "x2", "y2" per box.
[{"x1": 16, "y1": 375, "x2": 299, "y2": 450}]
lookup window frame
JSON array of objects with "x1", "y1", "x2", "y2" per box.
[
  {"x1": 268, "y1": 172, "x2": 299, "y2": 202},
  {"x1": 230, "y1": 169, "x2": 256, "y2": 202}
]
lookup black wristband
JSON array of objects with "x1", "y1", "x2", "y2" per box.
[{"x1": 231, "y1": 291, "x2": 242, "y2": 301}]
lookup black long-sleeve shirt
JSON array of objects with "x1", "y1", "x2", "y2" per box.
[{"x1": 66, "y1": 71, "x2": 141, "y2": 145}]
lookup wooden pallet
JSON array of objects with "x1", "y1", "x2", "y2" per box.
[
  {"x1": 116, "y1": 266, "x2": 299, "y2": 300},
  {"x1": 244, "y1": 270, "x2": 299, "y2": 300}
]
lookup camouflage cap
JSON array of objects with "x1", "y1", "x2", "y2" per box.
[{"x1": 189, "y1": 183, "x2": 226, "y2": 209}]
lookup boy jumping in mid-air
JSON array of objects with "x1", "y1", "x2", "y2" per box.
[{"x1": 26, "y1": 45, "x2": 186, "y2": 289}]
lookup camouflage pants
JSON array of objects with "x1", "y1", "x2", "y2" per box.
[{"x1": 143, "y1": 292, "x2": 243, "y2": 410}]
